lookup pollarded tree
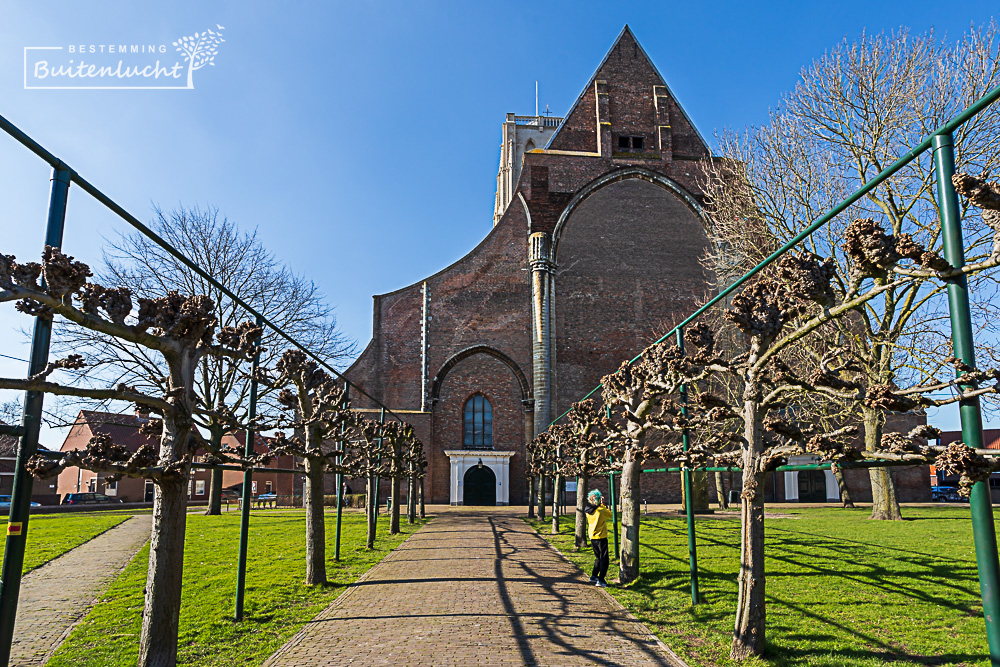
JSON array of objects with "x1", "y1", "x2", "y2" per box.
[
  {"x1": 341, "y1": 415, "x2": 392, "y2": 549},
  {"x1": 600, "y1": 340, "x2": 723, "y2": 584},
  {"x1": 669, "y1": 213, "x2": 1000, "y2": 658},
  {"x1": 545, "y1": 399, "x2": 614, "y2": 550},
  {"x1": 55, "y1": 205, "x2": 353, "y2": 516},
  {"x1": 700, "y1": 25, "x2": 1000, "y2": 520},
  {"x1": 405, "y1": 432, "x2": 425, "y2": 525},
  {"x1": 382, "y1": 421, "x2": 408, "y2": 535},
  {"x1": 268, "y1": 348, "x2": 353, "y2": 585},
  {"x1": 526, "y1": 429, "x2": 561, "y2": 531},
  {"x1": 1, "y1": 247, "x2": 259, "y2": 667}
]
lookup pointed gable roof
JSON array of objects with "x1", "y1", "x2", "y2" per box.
[{"x1": 545, "y1": 25, "x2": 708, "y2": 157}]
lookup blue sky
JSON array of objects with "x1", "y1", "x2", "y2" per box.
[{"x1": 1, "y1": 0, "x2": 997, "y2": 440}]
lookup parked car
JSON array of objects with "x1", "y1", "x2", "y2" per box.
[
  {"x1": 220, "y1": 489, "x2": 240, "y2": 502},
  {"x1": 0, "y1": 495, "x2": 41, "y2": 508},
  {"x1": 931, "y1": 485, "x2": 963, "y2": 502},
  {"x1": 61, "y1": 492, "x2": 124, "y2": 505}
]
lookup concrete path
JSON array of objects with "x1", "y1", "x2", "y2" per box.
[
  {"x1": 9, "y1": 514, "x2": 152, "y2": 666},
  {"x1": 265, "y1": 508, "x2": 685, "y2": 666}
]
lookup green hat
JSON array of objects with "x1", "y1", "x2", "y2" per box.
[{"x1": 588, "y1": 489, "x2": 602, "y2": 502}]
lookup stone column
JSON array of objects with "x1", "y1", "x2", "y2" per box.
[{"x1": 529, "y1": 232, "x2": 554, "y2": 437}]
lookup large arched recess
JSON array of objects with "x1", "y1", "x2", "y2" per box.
[
  {"x1": 552, "y1": 174, "x2": 711, "y2": 419},
  {"x1": 429, "y1": 346, "x2": 531, "y2": 504}
]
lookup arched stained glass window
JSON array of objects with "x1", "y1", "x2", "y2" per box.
[{"x1": 463, "y1": 394, "x2": 493, "y2": 449}]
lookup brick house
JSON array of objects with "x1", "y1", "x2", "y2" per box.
[
  {"x1": 934, "y1": 429, "x2": 1000, "y2": 500},
  {"x1": 0, "y1": 422, "x2": 60, "y2": 504},
  {"x1": 344, "y1": 26, "x2": 930, "y2": 506},
  {"x1": 55, "y1": 411, "x2": 301, "y2": 503}
]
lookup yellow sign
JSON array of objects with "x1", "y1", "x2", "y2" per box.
[{"x1": 7, "y1": 522, "x2": 22, "y2": 536}]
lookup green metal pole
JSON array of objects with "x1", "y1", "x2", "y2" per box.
[
  {"x1": 935, "y1": 131, "x2": 1000, "y2": 664},
  {"x1": 606, "y1": 404, "x2": 619, "y2": 560},
  {"x1": 0, "y1": 166, "x2": 71, "y2": 664},
  {"x1": 234, "y1": 314, "x2": 263, "y2": 621},
  {"x1": 334, "y1": 382, "x2": 350, "y2": 561},
  {"x1": 677, "y1": 328, "x2": 699, "y2": 604}
]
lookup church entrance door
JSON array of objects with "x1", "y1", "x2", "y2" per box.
[
  {"x1": 463, "y1": 466, "x2": 496, "y2": 506},
  {"x1": 798, "y1": 470, "x2": 828, "y2": 503}
]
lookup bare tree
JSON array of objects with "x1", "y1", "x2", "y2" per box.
[
  {"x1": 661, "y1": 208, "x2": 1000, "y2": 658},
  {"x1": 1, "y1": 247, "x2": 259, "y2": 667},
  {"x1": 268, "y1": 349, "x2": 352, "y2": 585},
  {"x1": 528, "y1": 400, "x2": 613, "y2": 548},
  {"x1": 700, "y1": 24, "x2": 1000, "y2": 520},
  {"x1": 55, "y1": 205, "x2": 354, "y2": 515}
]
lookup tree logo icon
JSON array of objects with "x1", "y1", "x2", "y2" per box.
[{"x1": 172, "y1": 25, "x2": 225, "y2": 89}]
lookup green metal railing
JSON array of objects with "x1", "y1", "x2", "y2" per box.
[
  {"x1": 544, "y1": 84, "x2": 1000, "y2": 658},
  {"x1": 0, "y1": 113, "x2": 412, "y2": 665}
]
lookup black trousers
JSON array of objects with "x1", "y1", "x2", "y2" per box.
[{"x1": 591, "y1": 537, "x2": 609, "y2": 581}]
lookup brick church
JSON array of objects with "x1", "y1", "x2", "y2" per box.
[{"x1": 346, "y1": 26, "x2": 715, "y2": 505}]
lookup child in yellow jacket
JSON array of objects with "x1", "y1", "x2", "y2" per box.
[{"x1": 585, "y1": 489, "x2": 613, "y2": 587}]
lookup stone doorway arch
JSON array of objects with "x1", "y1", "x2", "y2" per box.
[{"x1": 463, "y1": 466, "x2": 497, "y2": 506}]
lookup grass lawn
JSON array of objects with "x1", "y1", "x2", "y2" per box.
[
  {"x1": 0, "y1": 511, "x2": 135, "y2": 573},
  {"x1": 47, "y1": 510, "x2": 427, "y2": 667},
  {"x1": 528, "y1": 506, "x2": 995, "y2": 667}
]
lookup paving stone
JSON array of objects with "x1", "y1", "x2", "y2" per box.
[
  {"x1": 9, "y1": 514, "x2": 152, "y2": 667},
  {"x1": 265, "y1": 508, "x2": 685, "y2": 666}
]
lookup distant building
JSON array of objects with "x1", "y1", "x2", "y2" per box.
[
  {"x1": 0, "y1": 422, "x2": 59, "y2": 504},
  {"x1": 55, "y1": 411, "x2": 300, "y2": 503},
  {"x1": 344, "y1": 26, "x2": 931, "y2": 506},
  {"x1": 934, "y1": 429, "x2": 1000, "y2": 499}
]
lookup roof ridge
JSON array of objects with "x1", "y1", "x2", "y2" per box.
[{"x1": 544, "y1": 25, "x2": 708, "y2": 151}]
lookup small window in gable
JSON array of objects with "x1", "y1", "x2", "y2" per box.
[{"x1": 618, "y1": 136, "x2": 645, "y2": 151}]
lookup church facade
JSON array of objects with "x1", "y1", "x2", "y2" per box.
[{"x1": 345, "y1": 27, "x2": 713, "y2": 505}]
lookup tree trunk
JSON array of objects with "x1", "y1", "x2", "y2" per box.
[
  {"x1": 418, "y1": 476, "x2": 425, "y2": 518},
  {"x1": 205, "y1": 467, "x2": 223, "y2": 515},
  {"x1": 204, "y1": 427, "x2": 224, "y2": 516},
  {"x1": 691, "y1": 471, "x2": 710, "y2": 511},
  {"x1": 864, "y1": 406, "x2": 902, "y2": 520},
  {"x1": 366, "y1": 474, "x2": 377, "y2": 549},
  {"x1": 390, "y1": 473, "x2": 400, "y2": 534},
  {"x1": 832, "y1": 465, "x2": 855, "y2": 508},
  {"x1": 137, "y1": 476, "x2": 188, "y2": 667},
  {"x1": 618, "y1": 449, "x2": 641, "y2": 585},
  {"x1": 527, "y1": 474, "x2": 535, "y2": 518},
  {"x1": 537, "y1": 473, "x2": 546, "y2": 520},
  {"x1": 551, "y1": 473, "x2": 561, "y2": 534},
  {"x1": 731, "y1": 467, "x2": 766, "y2": 660},
  {"x1": 407, "y1": 471, "x2": 417, "y2": 524},
  {"x1": 731, "y1": 391, "x2": 766, "y2": 660},
  {"x1": 714, "y1": 471, "x2": 729, "y2": 509},
  {"x1": 303, "y1": 456, "x2": 327, "y2": 585},
  {"x1": 575, "y1": 473, "x2": 589, "y2": 549}
]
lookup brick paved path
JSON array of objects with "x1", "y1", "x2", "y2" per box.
[
  {"x1": 10, "y1": 514, "x2": 152, "y2": 666},
  {"x1": 265, "y1": 509, "x2": 685, "y2": 666}
]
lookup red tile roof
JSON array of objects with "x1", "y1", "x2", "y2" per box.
[
  {"x1": 61, "y1": 410, "x2": 159, "y2": 453},
  {"x1": 939, "y1": 429, "x2": 1000, "y2": 449}
]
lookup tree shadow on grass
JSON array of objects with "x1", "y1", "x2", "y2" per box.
[{"x1": 618, "y1": 516, "x2": 990, "y2": 665}]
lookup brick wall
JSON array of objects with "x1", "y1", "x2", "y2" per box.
[{"x1": 431, "y1": 353, "x2": 528, "y2": 504}]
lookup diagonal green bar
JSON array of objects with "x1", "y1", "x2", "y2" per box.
[{"x1": 0, "y1": 113, "x2": 405, "y2": 428}]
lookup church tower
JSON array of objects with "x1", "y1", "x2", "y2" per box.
[{"x1": 346, "y1": 26, "x2": 712, "y2": 506}]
